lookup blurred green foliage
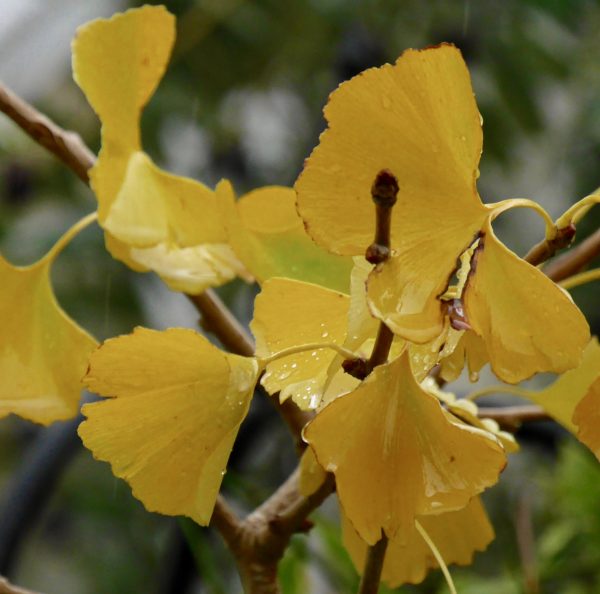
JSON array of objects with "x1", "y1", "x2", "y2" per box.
[{"x1": 0, "y1": 0, "x2": 599, "y2": 592}]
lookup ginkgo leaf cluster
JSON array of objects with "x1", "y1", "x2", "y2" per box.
[{"x1": 0, "y1": 4, "x2": 598, "y2": 591}]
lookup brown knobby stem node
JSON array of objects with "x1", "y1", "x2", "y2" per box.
[
  {"x1": 524, "y1": 222, "x2": 577, "y2": 267},
  {"x1": 217, "y1": 468, "x2": 335, "y2": 594},
  {"x1": 342, "y1": 356, "x2": 370, "y2": 381},
  {"x1": 544, "y1": 227, "x2": 600, "y2": 282},
  {"x1": 345, "y1": 169, "x2": 399, "y2": 382},
  {"x1": 365, "y1": 169, "x2": 399, "y2": 265}
]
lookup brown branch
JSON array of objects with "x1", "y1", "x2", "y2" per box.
[
  {"x1": 357, "y1": 535, "x2": 388, "y2": 594},
  {"x1": 217, "y1": 467, "x2": 334, "y2": 594},
  {"x1": 0, "y1": 577, "x2": 40, "y2": 594},
  {"x1": 344, "y1": 170, "x2": 398, "y2": 381},
  {"x1": 209, "y1": 495, "x2": 243, "y2": 549},
  {"x1": 478, "y1": 405, "x2": 550, "y2": 431},
  {"x1": 523, "y1": 223, "x2": 576, "y2": 267},
  {"x1": 0, "y1": 82, "x2": 94, "y2": 183},
  {"x1": 189, "y1": 290, "x2": 254, "y2": 357},
  {"x1": 543, "y1": 227, "x2": 600, "y2": 282},
  {"x1": 363, "y1": 171, "x2": 397, "y2": 376}
]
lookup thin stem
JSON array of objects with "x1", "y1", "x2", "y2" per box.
[
  {"x1": 465, "y1": 385, "x2": 534, "y2": 402},
  {"x1": 0, "y1": 81, "x2": 95, "y2": 183},
  {"x1": 555, "y1": 193, "x2": 600, "y2": 227},
  {"x1": 345, "y1": 170, "x2": 399, "y2": 382},
  {"x1": 415, "y1": 520, "x2": 457, "y2": 594},
  {"x1": 261, "y1": 342, "x2": 356, "y2": 367},
  {"x1": 544, "y1": 227, "x2": 600, "y2": 282},
  {"x1": 41, "y1": 212, "x2": 98, "y2": 264},
  {"x1": 559, "y1": 267, "x2": 600, "y2": 291},
  {"x1": 357, "y1": 535, "x2": 388, "y2": 594},
  {"x1": 365, "y1": 169, "x2": 399, "y2": 265},
  {"x1": 477, "y1": 405, "x2": 549, "y2": 431},
  {"x1": 365, "y1": 324, "x2": 394, "y2": 372},
  {"x1": 188, "y1": 290, "x2": 254, "y2": 357},
  {"x1": 490, "y1": 198, "x2": 555, "y2": 239}
]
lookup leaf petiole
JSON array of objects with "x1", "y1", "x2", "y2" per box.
[
  {"x1": 555, "y1": 193, "x2": 600, "y2": 228},
  {"x1": 490, "y1": 198, "x2": 555, "y2": 240},
  {"x1": 260, "y1": 342, "x2": 357, "y2": 368},
  {"x1": 560, "y1": 267, "x2": 600, "y2": 291},
  {"x1": 41, "y1": 211, "x2": 98, "y2": 264},
  {"x1": 415, "y1": 520, "x2": 458, "y2": 594}
]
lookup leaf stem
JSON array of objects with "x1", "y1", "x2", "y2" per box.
[
  {"x1": 415, "y1": 520, "x2": 457, "y2": 594},
  {"x1": 357, "y1": 535, "x2": 388, "y2": 594},
  {"x1": 188, "y1": 290, "x2": 254, "y2": 357},
  {"x1": 555, "y1": 193, "x2": 600, "y2": 227},
  {"x1": 490, "y1": 198, "x2": 555, "y2": 239},
  {"x1": 41, "y1": 212, "x2": 98, "y2": 264},
  {"x1": 261, "y1": 342, "x2": 356, "y2": 367},
  {"x1": 559, "y1": 267, "x2": 600, "y2": 290},
  {"x1": 465, "y1": 384, "x2": 535, "y2": 402},
  {"x1": 478, "y1": 405, "x2": 549, "y2": 431}
]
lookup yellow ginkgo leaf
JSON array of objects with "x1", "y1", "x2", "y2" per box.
[
  {"x1": 519, "y1": 338, "x2": 600, "y2": 434},
  {"x1": 73, "y1": 7, "x2": 246, "y2": 294},
  {"x1": 464, "y1": 219, "x2": 590, "y2": 383},
  {"x1": 0, "y1": 227, "x2": 97, "y2": 424},
  {"x1": 367, "y1": 247, "x2": 467, "y2": 345},
  {"x1": 296, "y1": 44, "x2": 486, "y2": 256},
  {"x1": 304, "y1": 350, "x2": 506, "y2": 544},
  {"x1": 80, "y1": 327, "x2": 258, "y2": 525},
  {"x1": 216, "y1": 180, "x2": 352, "y2": 292},
  {"x1": 297, "y1": 45, "x2": 488, "y2": 342},
  {"x1": 424, "y1": 380, "x2": 519, "y2": 454},
  {"x1": 344, "y1": 257, "x2": 378, "y2": 352},
  {"x1": 438, "y1": 328, "x2": 488, "y2": 383},
  {"x1": 343, "y1": 496, "x2": 494, "y2": 587},
  {"x1": 299, "y1": 446, "x2": 328, "y2": 497},
  {"x1": 104, "y1": 152, "x2": 226, "y2": 248},
  {"x1": 129, "y1": 242, "x2": 248, "y2": 295},
  {"x1": 573, "y1": 376, "x2": 600, "y2": 459},
  {"x1": 409, "y1": 323, "x2": 449, "y2": 382},
  {"x1": 72, "y1": 5, "x2": 175, "y2": 220},
  {"x1": 251, "y1": 278, "x2": 350, "y2": 409}
]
